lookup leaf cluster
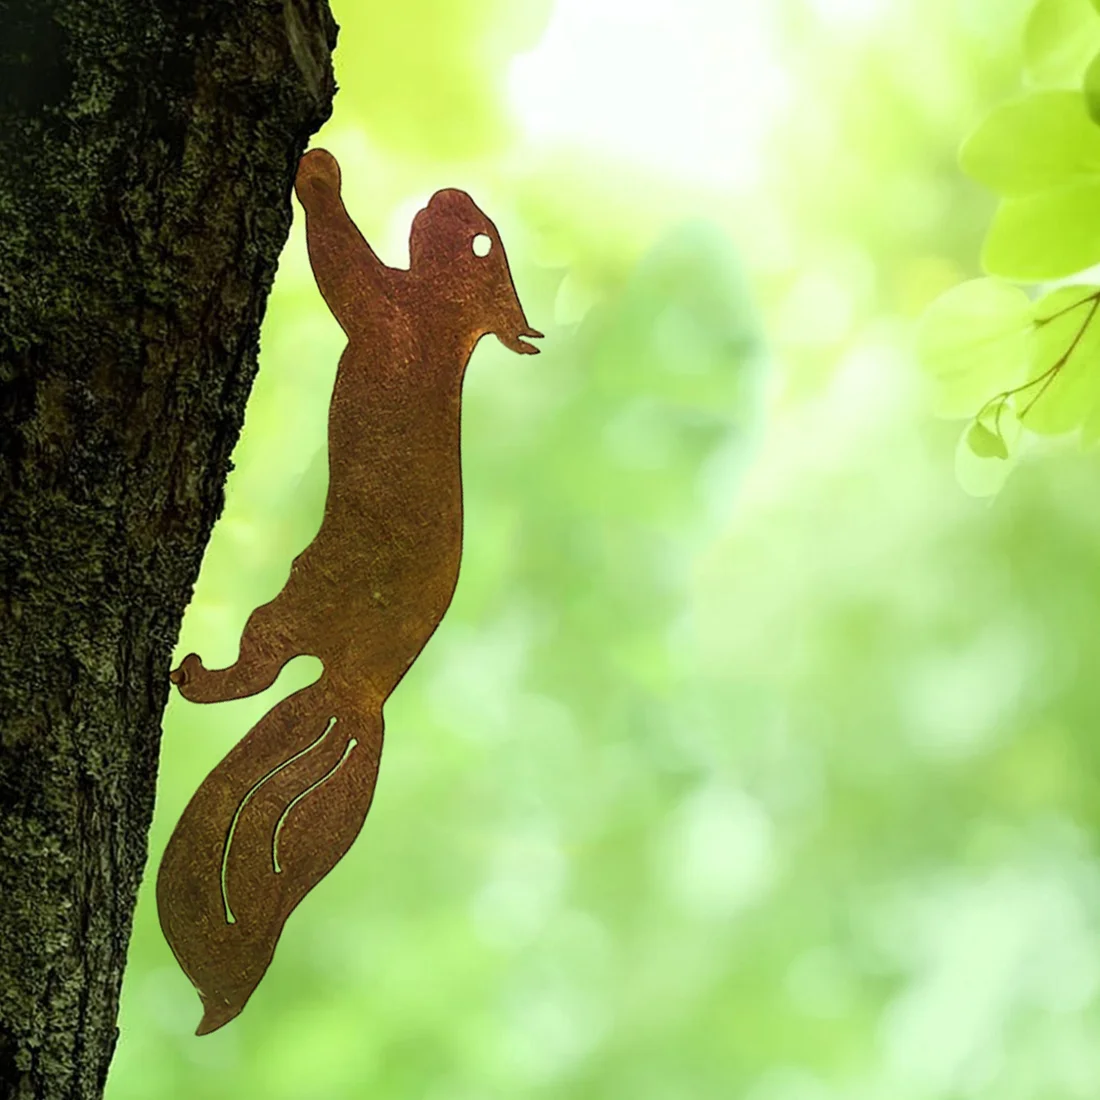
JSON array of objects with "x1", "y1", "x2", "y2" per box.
[{"x1": 918, "y1": 0, "x2": 1100, "y2": 489}]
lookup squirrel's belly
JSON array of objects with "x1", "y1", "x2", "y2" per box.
[
  {"x1": 342, "y1": 552, "x2": 460, "y2": 694},
  {"x1": 301, "y1": 467, "x2": 464, "y2": 674}
]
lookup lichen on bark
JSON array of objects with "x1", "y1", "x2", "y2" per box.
[{"x1": 0, "y1": 2, "x2": 337, "y2": 1096}]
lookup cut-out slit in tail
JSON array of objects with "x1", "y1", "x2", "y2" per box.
[
  {"x1": 272, "y1": 738, "x2": 358, "y2": 874},
  {"x1": 220, "y1": 716, "x2": 337, "y2": 923}
]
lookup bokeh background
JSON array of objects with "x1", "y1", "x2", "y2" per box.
[{"x1": 106, "y1": 1, "x2": 1100, "y2": 1097}]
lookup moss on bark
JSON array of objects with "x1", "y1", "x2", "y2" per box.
[{"x1": 0, "y1": 2, "x2": 337, "y2": 1096}]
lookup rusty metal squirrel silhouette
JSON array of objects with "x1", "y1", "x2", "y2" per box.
[{"x1": 156, "y1": 148, "x2": 542, "y2": 1035}]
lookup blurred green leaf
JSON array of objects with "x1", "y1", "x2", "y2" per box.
[
  {"x1": 966, "y1": 419, "x2": 1010, "y2": 458},
  {"x1": 981, "y1": 181, "x2": 1100, "y2": 278},
  {"x1": 915, "y1": 278, "x2": 1032, "y2": 416},
  {"x1": 1024, "y1": 0, "x2": 1100, "y2": 87},
  {"x1": 1085, "y1": 47, "x2": 1100, "y2": 123},
  {"x1": 954, "y1": 418, "x2": 1019, "y2": 496},
  {"x1": 960, "y1": 92, "x2": 1100, "y2": 196},
  {"x1": 1019, "y1": 285, "x2": 1100, "y2": 433}
]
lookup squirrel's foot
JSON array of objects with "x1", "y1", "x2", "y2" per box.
[{"x1": 170, "y1": 653, "x2": 204, "y2": 689}]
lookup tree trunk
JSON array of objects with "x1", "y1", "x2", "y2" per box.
[{"x1": 0, "y1": 2, "x2": 337, "y2": 1096}]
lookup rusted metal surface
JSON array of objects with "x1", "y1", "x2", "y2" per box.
[{"x1": 156, "y1": 149, "x2": 541, "y2": 1035}]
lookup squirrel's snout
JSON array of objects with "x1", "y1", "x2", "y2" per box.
[{"x1": 498, "y1": 327, "x2": 543, "y2": 355}]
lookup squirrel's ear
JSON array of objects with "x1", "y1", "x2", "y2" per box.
[
  {"x1": 427, "y1": 190, "x2": 484, "y2": 226},
  {"x1": 427, "y1": 188, "x2": 463, "y2": 210}
]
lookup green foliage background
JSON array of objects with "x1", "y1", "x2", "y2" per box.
[
  {"x1": 106, "y1": 1, "x2": 1100, "y2": 1097},
  {"x1": 918, "y1": 0, "x2": 1100, "y2": 489}
]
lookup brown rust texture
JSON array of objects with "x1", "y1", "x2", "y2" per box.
[{"x1": 156, "y1": 148, "x2": 542, "y2": 1035}]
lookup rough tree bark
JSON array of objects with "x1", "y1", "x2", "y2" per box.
[{"x1": 0, "y1": 2, "x2": 337, "y2": 1097}]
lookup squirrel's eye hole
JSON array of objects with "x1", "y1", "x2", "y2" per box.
[{"x1": 472, "y1": 233, "x2": 492, "y2": 257}]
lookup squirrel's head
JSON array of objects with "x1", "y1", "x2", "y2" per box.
[{"x1": 409, "y1": 190, "x2": 542, "y2": 355}]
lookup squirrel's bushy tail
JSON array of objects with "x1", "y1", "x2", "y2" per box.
[{"x1": 156, "y1": 677, "x2": 383, "y2": 1035}]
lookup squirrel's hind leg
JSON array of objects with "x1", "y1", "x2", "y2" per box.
[{"x1": 171, "y1": 602, "x2": 298, "y2": 704}]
